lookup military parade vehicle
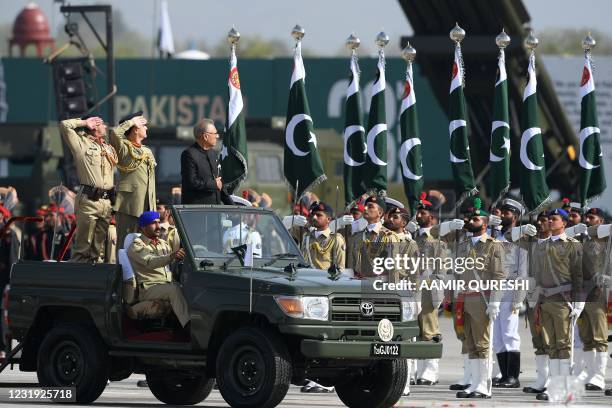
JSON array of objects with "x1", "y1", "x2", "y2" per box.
[{"x1": 4, "y1": 205, "x2": 442, "y2": 407}]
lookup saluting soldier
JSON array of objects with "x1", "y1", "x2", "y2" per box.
[
  {"x1": 59, "y1": 115, "x2": 117, "y2": 263},
  {"x1": 346, "y1": 195, "x2": 392, "y2": 278},
  {"x1": 531, "y1": 208, "x2": 583, "y2": 401},
  {"x1": 300, "y1": 201, "x2": 345, "y2": 270},
  {"x1": 110, "y1": 111, "x2": 157, "y2": 254},
  {"x1": 384, "y1": 206, "x2": 418, "y2": 283},
  {"x1": 454, "y1": 201, "x2": 505, "y2": 399}
]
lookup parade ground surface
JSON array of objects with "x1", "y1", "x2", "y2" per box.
[{"x1": 0, "y1": 316, "x2": 610, "y2": 408}]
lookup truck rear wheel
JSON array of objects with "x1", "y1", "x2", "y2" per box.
[
  {"x1": 216, "y1": 327, "x2": 291, "y2": 408},
  {"x1": 335, "y1": 359, "x2": 407, "y2": 408},
  {"x1": 37, "y1": 324, "x2": 108, "y2": 404},
  {"x1": 146, "y1": 371, "x2": 214, "y2": 405}
]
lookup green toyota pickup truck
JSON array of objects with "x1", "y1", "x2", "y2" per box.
[{"x1": 6, "y1": 205, "x2": 442, "y2": 407}]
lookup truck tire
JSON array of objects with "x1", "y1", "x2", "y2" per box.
[
  {"x1": 36, "y1": 324, "x2": 108, "y2": 404},
  {"x1": 146, "y1": 371, "x2": 214, "y2": 405},
  {"x1": 335, "y1": 359, "x2": 407, "y2": 408},
  {"x1": 216, "y1": 327, "x2": 291, "y2": 408}
]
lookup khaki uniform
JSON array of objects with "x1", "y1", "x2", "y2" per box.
[
  {"x1": 346, "y1": 222, "x2": 392, "y2": 277},
  {"x1": 577, "y1": 226, "x2": 609, "y2": 352},
  {"x1": 110, "y1": 120, "x2": 157, "y2": 252},
  {"x1": 300, "y1": 228, "x2": 346, "y2": 270},
  {"x1": 532, "y1": 234, "x2": 582, "y2": 360},
  {"x1": 128, "y1": 235, "x2": 189, "y2": 327},
  {"x1": 104, "y1": 223, "x2": 117, "y2": 264},
  {"x1": 60, "y1": 119, "x2": 116, "y2": 263},
  {"x1": 455, "y1": 234, "x2": 505, "y2": 359}
]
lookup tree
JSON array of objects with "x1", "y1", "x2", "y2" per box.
[{"x1": 538, "y1": 28, "x2": 612, "y2": 56}]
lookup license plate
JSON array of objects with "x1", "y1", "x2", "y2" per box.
[{"x1": 370, "y1": 342, "x2": 401, "y2": 357}]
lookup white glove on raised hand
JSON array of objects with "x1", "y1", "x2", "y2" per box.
[
  {"x1": 488, "y1": 214, "x2": 502, "y2": 228},
  {"x1": 336, "y1": 215, "x2": 354, "y2": 228},
  {"x1": 486, "y1": 302, "x2": 500, "y2": 320},
  {"x1": 282, "y1": 215, "x2": 307, "y2": 230},
  {"x1": 439, "y1": 219, "x2": 465, "y2": 236},
  {"x1": 510, "y1": 224, "x2": 537, "y2": 241},
  {"x1": 597, "y1": 224, "x2": 612, "y2": 238},
  {"x1": 351, "y1": 217, "x2": 368, "y2": 235},
  {"x1": 407, "y1": 221, "x2": 418, "y2": 233},
  {"x1": 570, "y1": 302, "x2": 585, "y2": 318},
  {"x1": 566, "y1": 223, "x2": 587, "y2": 238}
]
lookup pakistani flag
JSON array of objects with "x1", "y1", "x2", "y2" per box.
[
  {"x1": 488, "y1": 49, "x2": 511, "y2": 204},
  {"x1": 220, "y1": 45, "x2": 248, "y2": 193},
  {"x1": 398, "y1": 61, "x2": 423, "y2": 213},
  {"x1": 578, "y1": 53, "x2": 606, "y2": 205},
  {"x1": 448, "y1": 44, "x2": 476, "y2": 201},
  {"x1": 519, "y1": 52, "x2": 550, "y2": 213},
  {"x1": 343, "y1": 53, "x2": 366, "y2": 205},
  {"x1": 284, "y1": 41, "x2": 326, "y2": 198},
  {"x1": 362, "y1": 49, "x2": 388, "y2": 193}
]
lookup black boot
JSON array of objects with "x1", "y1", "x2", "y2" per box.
[
  {"x1": 500, "y1": 351, "x2": 521, "y2": 388},
  {"x1": 493, "y1": 352, "x2": 508, "y2": 387},
  {"x1": 605, "y1": 388, "x2": 612, "y2": 396}
]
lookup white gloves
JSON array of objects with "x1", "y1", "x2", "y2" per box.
[
  {"x1": 570, "y1": 302, "x2": 585, "y2": 318},
  {"x1": 486, "y1": 302, "x2": 500, "y2": 320},
  {"x1": 439, "y1": 219, "x2": 465, "y2": 236},
  {"x1": 282, "y1": 215, "x2": 307, "y2": 230},
  {"x1": 595, "y1": 275, "x2": 612, "y2": 287},
  {"x1": 510, "y1": 224, "x2": 537, "y2": 241},
  {"x1": 488, "y1": 214, "x2": 502, "y2": 228},
  {"x1": 351, "y1": 217, "x2": 368, "y2": 235},
  {"x1": 597, "y1": 224, "x2": 612, "y2": 238},
  {"x1": 407, "y1": 221, "x2": 418, "y2": 233},
  {"x1": 565, "y1": 223, "x2": 587, "y2": 238},
  {"x1": 329, "y1": 214, "x2": 354, "y2": 231},
  {"x1": 511, "y1": 302, "x2": 523, "y2": 313}
]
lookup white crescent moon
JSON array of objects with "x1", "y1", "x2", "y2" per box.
[
  {"x1": 489, "y1": 120, "x2": 510, "y2": 162},
  {"x1": 399, "y1": 138, "x2": 422, "y2": 180},
  {"x1": 343, "y1": 125, "x2": 366, "y2": 166},
  {"x1": 579, "y1": 126, "x2": 601, "y2": 170},
  {"x1": 520, "y1": 127, "x2": 544, "y2": 171},
  {"x1": 285, "y1": 114, "x2": 313, "y2": 157},
  {"x1": 449, "y1": 119, "x2": 467, "y2": 163},
  {"x1": 366, "y1": 123, "x2": 388, "y2": 166}
]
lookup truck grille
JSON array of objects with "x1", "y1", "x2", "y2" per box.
[{"x1": 331, "y1": 297, "x2": 401, "y2": 322}]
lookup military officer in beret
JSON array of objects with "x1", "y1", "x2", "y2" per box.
[
  {"x1": 110, "y1": 111, "x2": 157, "y2": 256},
  {"x1": 300, "y1": 201, "x2": 345, "y2": 270},
  {"x1": 59, "y1": 115, "x2": 118, "y2": 263},
  {"x1": 455, "y1": 201, "x2": 505, "y2": 399}
]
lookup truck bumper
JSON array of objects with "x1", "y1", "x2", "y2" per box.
[{"x1": 300, "y1": 339, "x2": 443, "y2": 360}]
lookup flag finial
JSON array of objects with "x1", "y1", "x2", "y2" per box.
[
  {"x1": 524, "y1": 30, "x2": 538, "y2": 50},
  {"x1": 582, "y1": 33, "x2": 596, "y2": 52},
  {"x1": 450, "y1": 23, "x2": 465, "y2": 44},
  {"x1": 496, "y1": 29, "x2": 511, "y2": 49},
  {"x1": 375, "y1": 31, "x2": 389, "y2": 48},
  {"x1": 401, "y1": 42, "x2": 416, "y2": 62},
  {"x1": 346, "y1": 33, "x2": 360, "y2": 50},
  {"x1": 227, "y1": 27, "x2": 240, "y2": 45},
  {"x1": 291, "y1": 24, "x2": 305, "y2": 42}
]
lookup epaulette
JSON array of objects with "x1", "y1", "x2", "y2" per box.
[{"x1": 565, "y1": 236, "x2": 579, "y2": 242}]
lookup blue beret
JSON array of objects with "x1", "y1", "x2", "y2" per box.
[
  {"x1": 138, "y1": 211, "x2": 160, "y2": 227},
  {"x1": 548, "y1": 208, "x2": 569, "y2": 220}
]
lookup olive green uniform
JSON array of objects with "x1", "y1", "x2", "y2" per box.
[
  {"x1": 300, "y1": 228, "x2": 345, "y2": 270},
  {"x1": 60, "y1": 119, "x2": 116, "y2": 263},
  {"x1": 110, "y1": 120, "x2": 157, "y2": 254},
  {"x1": 128, "y1": 235, "x2": 189, "y2": 327}
]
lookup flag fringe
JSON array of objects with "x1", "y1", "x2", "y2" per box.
[
  {"x1": 527, "y1": 194, "x2": 552, "y2": 216},
  {"x1": 455, "y1": 187, "x2": 479, "y2": 209},
  {"x1": 286, "y1": 174, "x2": 328, "y2": 202},
  {"x1": 491, "y1": 184, "x2": 510, "y2": 208},
  {"x1": 222, "y1": 148, "x2": 248, "y2": 194}
]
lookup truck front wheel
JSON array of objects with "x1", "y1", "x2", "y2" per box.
[
  {"x1": 335, "y1": 359, "x2": 407, "y2": 408},
  {"x1": 146, "y1": 371, "x2": 214, "y2": 405},
  {"x1": 216, "y1": 327, "x2": 291, "y2": 408},
  {"x1": 36, "y1": 324, "x2": 108, "y2": 404}
]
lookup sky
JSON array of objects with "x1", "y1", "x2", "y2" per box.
[{"x1": 2, "y1": 0, "x2": 612, "y2": 56}]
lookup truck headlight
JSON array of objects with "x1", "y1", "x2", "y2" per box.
[
  {"x1": 401, "y1": 299, "x2": 417, "y2": 322},
  {"x1": 274, "y1": 296, "x2": 329, "y2": 321}
]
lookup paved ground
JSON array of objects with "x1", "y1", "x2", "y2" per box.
[{"x1": 0, "y1": 316, "x2": 611, "y2": 407}]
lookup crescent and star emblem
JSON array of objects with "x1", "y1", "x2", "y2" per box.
[
  {"x1": 520, "y1": 127, "x2": 544, "y2": 171},
  {"x1": 399, "y1": 138, "x2": 422, "y2": 180},
  {"x1": 343, "y1": 125, "x2": 366, "y2": 166},
  {"x1": 285, "y1": 114, "x2": 317, "y2": 157}
]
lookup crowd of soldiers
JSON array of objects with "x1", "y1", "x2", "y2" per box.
[{"x1": 285, "y1": 191, "x2": 612, "y2": 400}]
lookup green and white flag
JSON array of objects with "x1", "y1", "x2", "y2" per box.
[
  {"x1": 362, "y1": 48, "x2": 388, "y2": 193},
  {"x1": 398, "y1": 61, "x2": 423, "y2": 213},
  {"x1": 343, "y1": 52, "x2": 366, "y2": 205},
  {"x1": 284, "y1": 41, "x2": 326, "y2": 198},
  {"x1": 220, "y1": 45, "x2": 248, "y2": 193},
  {"x1": 448, "y1": 44, "x2": 476, "y2": 202},
  {"x1": 519, "y1": 51, "x2": 550, "y2": 213},
  {"x1": 488, "y1": 48, "x2": 511, "y2": 204},
  {"x1": 578, "y1": 52, "x2": 606, "y2": 205}
]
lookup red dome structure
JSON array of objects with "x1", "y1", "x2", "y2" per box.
[{"x1": 9, "y1": 3, "x2": 55, "y2": 57}]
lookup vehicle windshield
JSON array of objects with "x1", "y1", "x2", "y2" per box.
[{"x1": 175, "y1": 207, "x2": 304, "y2": 269}]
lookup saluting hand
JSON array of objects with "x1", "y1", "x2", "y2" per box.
[
  {"x1": 172, "y1": 248, "x2": 186, "y2": 260},
  {"x1": 84, "y1": 117, "x2": 103, "y2": 130},
  {"x1": 133, "y1": 116, "x2": 147, "y2": 128}
]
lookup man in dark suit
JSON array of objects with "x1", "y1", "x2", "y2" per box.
[{"x1": 181, "y1": 118, "x2": 232, "y2": 205}]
